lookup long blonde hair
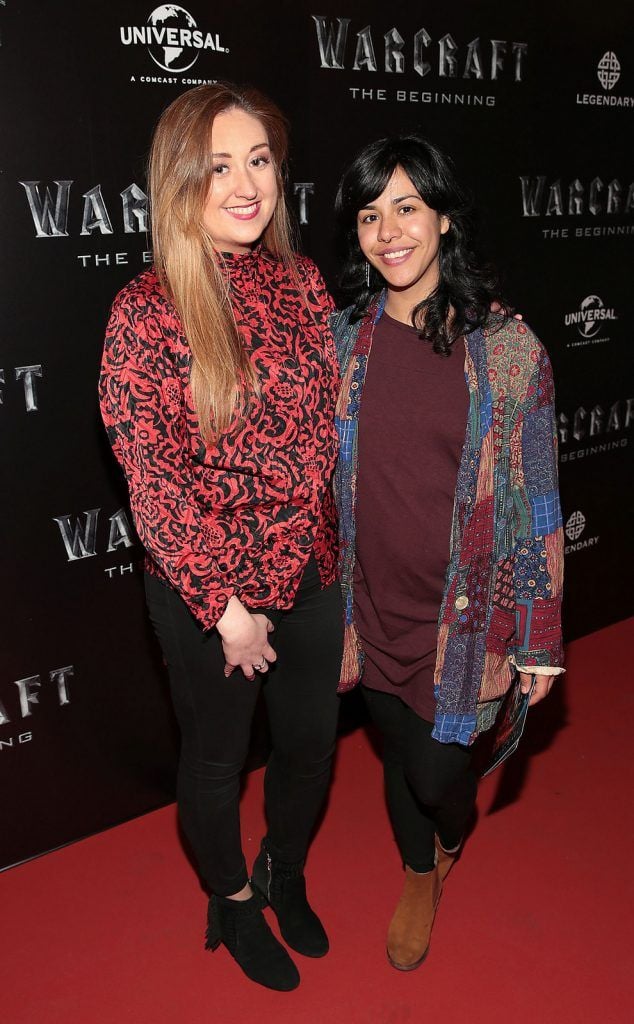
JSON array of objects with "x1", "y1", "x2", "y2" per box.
[{"x1": 148, "y1": 83, "x2": 296, "y2": 442}]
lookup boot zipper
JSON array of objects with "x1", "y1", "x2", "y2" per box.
[{"x1": 205, "y1": 898, "x2": 221, "y2": 951}]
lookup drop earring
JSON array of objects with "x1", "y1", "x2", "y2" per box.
[{"x1": 365, "y1": 262, "x2": 370, "y2": 289}]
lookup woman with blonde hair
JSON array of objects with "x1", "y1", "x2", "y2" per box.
[{"x1": 99, "y1": 83, "x2": 342, "y2": 991}]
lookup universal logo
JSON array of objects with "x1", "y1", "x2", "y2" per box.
[
  {"x1": 312, "y1": 16, "x2": 527, "y2": 108},
  {"x1": 120, "y1": 4, "x2": 229, "y2": 79},
  {"x1": 564, "y1": 511, "x2": 599, "y2": 555},
  {"x1": 564, "y1": 295, "x2": 617, "y2": 347},
  {"x1": 577, "y1": 50, "x2": 633, "y2": 108}
]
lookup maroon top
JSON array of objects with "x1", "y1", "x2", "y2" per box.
[
  {"x1": 353, "y1": 311, "x2": 469, "y2": 722},
  {"x1": 99, "y1": 249, "x2": 339, "y2": 631}
]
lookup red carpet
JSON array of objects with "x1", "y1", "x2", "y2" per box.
[{"x1": 3, "y1": 619, "x2": 631, "y2": 1024}]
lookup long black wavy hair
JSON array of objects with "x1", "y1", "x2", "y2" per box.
[{"x1": 335, "y1": 133, "x2": 504, "y2": 355}]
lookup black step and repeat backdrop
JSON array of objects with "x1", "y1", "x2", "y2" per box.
[{"x1": 2, "y1": 0, "x2": 633, "y2": 869}]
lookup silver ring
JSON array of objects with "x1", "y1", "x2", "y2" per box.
[{"x1": 254, "y1": 659, "x2": 267, "y2": 671}]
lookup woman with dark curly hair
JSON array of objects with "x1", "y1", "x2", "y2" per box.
[{"x1": 332, "y1": 134, "x2": 564, "y2": 971}]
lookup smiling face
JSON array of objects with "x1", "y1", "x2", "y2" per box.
[
  {"x1": 357, "y1": 165, "x2": 450, "y2": 311},
  {"x1": 202, "y1": 107, "x2": 278, "y2": 253}
]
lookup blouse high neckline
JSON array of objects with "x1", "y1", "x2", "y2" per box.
[{"x1": 217, "y1": 243, "x2": 265, "y2": 263}]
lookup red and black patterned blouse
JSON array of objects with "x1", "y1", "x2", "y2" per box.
[{"x1": 99, "y1": 247, "x2": 339, "y2": 630}]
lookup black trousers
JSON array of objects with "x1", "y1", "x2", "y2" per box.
[
  {"x1": 145, "y1": 557, "x2": 343, "y2": 896},
  {"x1": 363, "y1": 686, "x2": 477, "y2": 873}
]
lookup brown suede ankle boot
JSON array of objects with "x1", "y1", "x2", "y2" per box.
[
  {"x1": 434, "y1": 834, "x2": 461, "y2": 883},
  {"x1": 386, "y1": 865, "x2": 442, "y2": 971}
]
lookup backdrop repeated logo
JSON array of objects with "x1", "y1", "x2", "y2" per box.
[
  {"x1": 311, "y1": 15, "x2": 527, "y2": 108},
  {"x1": 0, "y1": 364, "x2": 44, "y2": 411},
  {"x1": 16, "y1": 178, "x2": 152, "y2": 274},
  {"x1": 119, "y1": 4, "x2": 230, "y2": 86},
  {"x1": 519, "y1": 173, "x2": 634, "y2": 241},
  {"x1": 565, "y1": 510, "x2": 586, "y2": 542},
  {"x1": 597, "y1": 51, "x2": 620, "y2": 90},
  {"x1": 53, "y1": 508, "x2": 136, "y2": 563},
  {"x1": 19, "y1": 181, "x2": 148, "y2": 239},
  {"x1": 49, "y1": 506, "x2": 143, "y2": 585},
  {"x1": 120, "y1": 4, "x2": 228, "y2": 73},
  {"x1": 564, "y1": 511, "x2": 600, "y2": 554},
  {"x1": 0, "y1": 666, "x2": 75, "y2": 752},
  {"x1": 558, "y1": 396, "x2": 632, "y2": 463},
  {"x1": 576, "y1": 49, "x2": 633, "y2": 107},
  {"x1": 17, "y1": 176, "x2": 314, "y2": 264},
  {"x1": 564, "y1": 295, "x2": 617, "y2": 347},
  {"x1": 519, "y1": 175, "x2": 634, "y2": 218}
]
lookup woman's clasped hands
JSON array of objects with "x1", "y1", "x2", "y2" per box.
[{"x1": 217, "y1": 596, "x2": 277, "y2": 680}]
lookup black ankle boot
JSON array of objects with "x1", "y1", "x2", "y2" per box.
[
  {"x1": 251, "y1": 841, "x2": 329, "y2": 958},
  {"x1": 205, "y1": 892, "x2": 300, "y2": 991}
]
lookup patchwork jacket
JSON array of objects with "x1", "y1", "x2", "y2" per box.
[{"x1": 332, "y1": 295, "x2": 565, "y2": 745}]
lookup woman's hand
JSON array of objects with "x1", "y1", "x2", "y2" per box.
[
  {"x1": 519, "y1": 671, "x2": 555, "y2": 706},
  {"x1": 217, "y1": 597, "x2": 277, "y2": 680},
  {"x1": 490, "y1": 300, "x2": 523, "y2": 320}
]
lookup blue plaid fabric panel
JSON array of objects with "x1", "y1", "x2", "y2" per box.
[
  {"x1": 432, "y1": 712, "x2": 477, "y2": 746},
  {"x1": 335, "y1": 417, "x2": 355, "y2": 463},
  {"x1": 530, "y1": 490, "x2": 563, "y2": 535}
]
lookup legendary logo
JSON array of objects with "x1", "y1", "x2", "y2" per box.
[
  {"x1": 120, "y1": 5, "x2": 228, "y2": 73},
  {"x1": 564, "y1": 295, "x2": 617, "y2": 340},
  {"x1": 577, "y1": 50, "x2": 632, "y2": 108},
  {"x1": 597, "y1": 51, "x2": 620, "y2": 91},
  {"x1": 565, "y1": 511, "x2": 586, "y2": 542},
  {"x1": 564, "y1": 512, "x2": 599, "y2": 554}
]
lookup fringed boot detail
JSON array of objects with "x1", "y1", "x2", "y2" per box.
[{"x1": 205, "y1": 892, "x2": 300, "y2": 991}]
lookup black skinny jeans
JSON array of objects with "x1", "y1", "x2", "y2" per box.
[
  {"x1": 145, "y1": 557, "x2": 343, "y2": 897},
  {"x1": 363, "y1": 686, "x2": 477, "y2": 874}
]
